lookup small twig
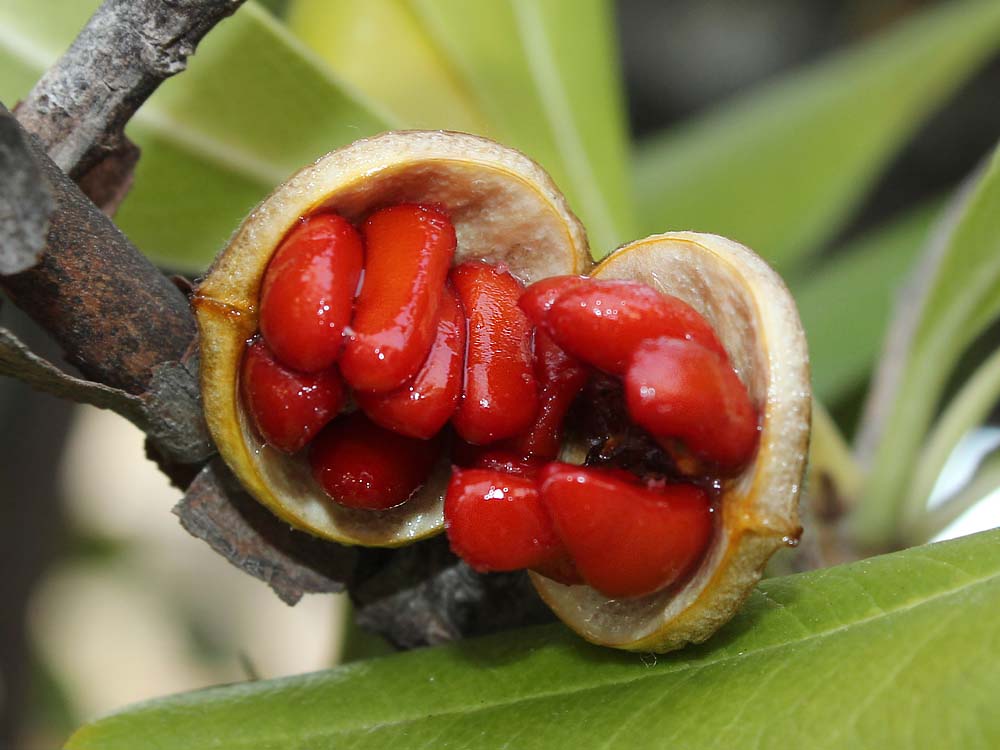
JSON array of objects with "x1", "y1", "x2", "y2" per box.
[
  {"x1": 175, "y1": 463, "x2": 360, "y2": 604},
  {"x1": 0, "y1": 104, "x2": 196, "y2": 396},
  {"x1": 15, "y1": 0, "x2": 244, "y2": 182},
  {"x1": 0, "y1": 325, "x2": 147, "y2": 425}
]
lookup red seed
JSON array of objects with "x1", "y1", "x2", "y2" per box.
[
  {"x1": 241, "y1": 338, "x2": 344, "y2": 453},
  {"x1": 309, "y1": 412, "x2": 441, "y2": 510},
  {"x1": 259, "y1": 213, "x2": 363, "y2": 373},
  {"x1": 340, "y1": 204, "x2": 456, "y2": 393},
  {"x1": 450, "y1": 262, "x2": 540, "y2": 444},
  {"x1": 540, "y1": 463, "x2": 713, "y2": 598},
  {"x1": 625, "y1": 338, "x2": 758, "y2": 475},
  {"x1": 518, "y1": 275, "x2": 588, "y2": 325},
  {"x1": 542, "y1": 279, "x2": 727, "y2": 374},
  {"x1": 354, "y1": 284, "x2": 465, "y2": 439},
  {"x1": 507, "y1": 331, "x2": 589, "y2": 460},
  {"x1": 444, "y1": 468, "x2": 564, "y2": 573}
]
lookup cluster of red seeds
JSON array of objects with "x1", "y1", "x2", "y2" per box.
[{"x1": 242, "y1": 203, "x2": 759, "y2": 599}]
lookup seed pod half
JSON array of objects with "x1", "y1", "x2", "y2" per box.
[
  {"x1": 194, "y1": 131, "x2": 590, "y2": 547},
  {"x1": 530, "y1": 232, "x2": 811, "y2": 652}
]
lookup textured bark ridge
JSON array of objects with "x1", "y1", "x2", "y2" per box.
[
  {"x1": 16, "y1": 0, "x2": 244, "y2": 182},
  {"x1": 176, "y1": 463, "x2": 360, "y2": 605},
  {"x1": 0, "y1": 104, "x2": 197, "y2": 396},
  {"x1": 0, "y1": 112, "x2": 53, "y2": 274}
]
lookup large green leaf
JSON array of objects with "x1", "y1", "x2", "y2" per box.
[
  {"x1": 0, "y1": 1, "x2": 392, "y2": 269},
  {"x1": 407, "y1": 0, "x2": 636, "y2": 255},
  {"x1": 792, "y1": 202, "x2": 938, "y2": 404},
  {"x1": 634, "y1": 0, "x2": 1000, "y2": 272},
  {"x1": 855, "y1": 145, "x2": 1000, "y2": 548},
  {"x1": 66, "y1": 529, "x2": 1000, "y2": 749},
  {"x1": 286, "y1": 0, "x2": 490, "y2": 134}
]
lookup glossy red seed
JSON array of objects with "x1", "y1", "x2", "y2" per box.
[
  {"x1": 444, "y1": 468, "x2": 564, "y2": 572},
  {"x1": 341, "y1": 204, "x2": 456, "y2": 393},
  {"x1": 625, "y1": 338, "x2": 758, "y2": 475},
  {"x1": 507, "y1": 331, "x2": 589, "y2": 459},
  {"x1": 542, "y1": 280, "x2": 727, "y2": 375},
  {"x1": 241, "y1": 338, "x2": 344, "y2": 453},
  {"x1": 518, "y1": 275, "x2": 588, "y2": 325},
  {"x1": 540, "y1": 463, "x2": 713, "y2": 598},
  {"x1": 450, "y1": 262, "x2": 540, "y2": 444},
  {"x1": 354, "y1": 284, "x2": 465, "y2": 439},
  {"x1": 259, "y1": 213, "x2": 363, "y2": 373},
  {"x1": 309, "y1": 412, "x2": 441, "y2": 510}
]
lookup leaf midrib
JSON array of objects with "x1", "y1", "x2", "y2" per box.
[{"x1": 140, "y1": 559, "x2": 997, "y2": 747}]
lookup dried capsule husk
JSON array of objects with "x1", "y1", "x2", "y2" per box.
[
  {"x1": 531, "y1": 232, "x2": 811, "y2": 652},
  {"x1": 194, "y1": 131, "x2": 590, "y2": 547}
]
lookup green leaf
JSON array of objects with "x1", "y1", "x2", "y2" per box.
[
  {"x1": 286, "y1": 0, "x2": 491, "y2": 134},
  {"x1": 855, "y1": 144, "x2": 1000, "y2": 548},
  {"x1": 634, "y1": 0, "x2": 1000, "y2": 271},
  {"x1": 792, "y1": 202, "x2": 938, "y2": 404},
  {"x1": 0, "y1": 0, "x2": 95, "y2": 98},
  {"x1": 409, "y1": 0, "x2": 636, "y2": 254},
  {"x1": 0, "y1": 1, "x2": 392, "y2": 270},
  {"x1": 66, "y1": 529, "x2": 1000, "y2": 749}
]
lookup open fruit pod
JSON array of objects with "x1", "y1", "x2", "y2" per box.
[
  {"x1": 194, "y1": 130, "x2": 810, "y2": 652},
  {"x1": 194, "y1": 131, "x2": 590, "y2": 546},
  {"x1": 529, "y1": 233, "x2": 810, "y2": 652}
]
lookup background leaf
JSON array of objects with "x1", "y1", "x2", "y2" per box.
[
  {"x1": 855, "y1": 144, "x2": 1000, "y2": 547},
  {"x1": 792, "y1": 202, "x2": 938, "y2": 404},
  {"x1": 909, "y1": 448, "x2": 1000, "y2": 545},
  {"x1": 287, "y1": 0, "x2": 489, "y2": 133},
  {"x1": 633, "y1": 0, "x2": 1000, "y2": 272},
  {"x1": 905, "y1": 346, "x2": 1000, "y2": 535},
  {"x1": 66, "y1": 529, "x2": 1000, "y2": 749}
]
